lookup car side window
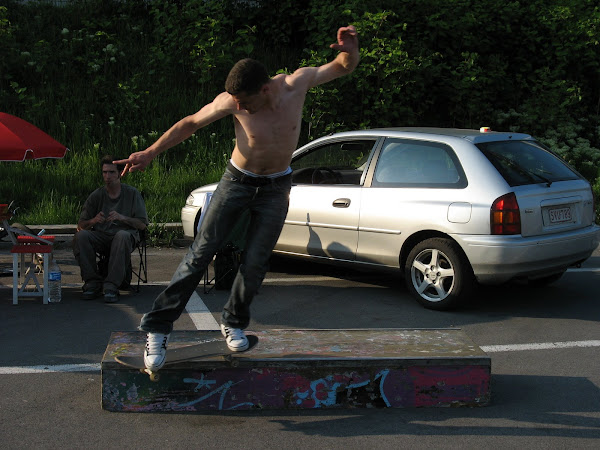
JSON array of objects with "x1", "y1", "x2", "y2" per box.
[
  {"x1": 372, "y1": 139, "x2": 467, "y2": 188},
  {"x1": 291, "y1": 139, "x2": 377, "y2": 185}
]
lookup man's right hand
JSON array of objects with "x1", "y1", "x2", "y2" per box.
[
  {"x1": 113, "y1": 150, "x2": 153, "y2": 177},
  {"x1": 78, "y1": 211, "x2": 105, "y2": 231},
  {"x1": 94, "y1": 211, "x2": 106, "y2": 224}
]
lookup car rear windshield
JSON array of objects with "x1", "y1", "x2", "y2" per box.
[{"x1": 476, "y1": 140, "x2": 580, "y2": 187}]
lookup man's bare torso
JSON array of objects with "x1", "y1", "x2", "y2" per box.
[
  {"x1": 230, "y1": 74, "x2": 307, "y2": 175},
  {"x1": 115, "y1": 26, "x2": 357, "y2": 179}
]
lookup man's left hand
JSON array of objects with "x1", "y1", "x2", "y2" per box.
[{"x1": 330, "y1": 25, "x2": 358, "y2": 53}]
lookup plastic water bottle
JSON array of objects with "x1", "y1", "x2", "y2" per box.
[{"x1": 48, "y1": 258, "x2": 62, "y2": 303}]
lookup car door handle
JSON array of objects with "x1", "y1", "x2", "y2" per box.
[{"x1": 332, "y1": 198, "x2": 351, "y2": 208}]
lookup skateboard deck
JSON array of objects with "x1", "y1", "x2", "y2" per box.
[{"x1": 115, "y1": 335, "x2": 258, "y2": 380}]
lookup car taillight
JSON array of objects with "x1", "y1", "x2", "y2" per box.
[{"x1": 491, "y1": 193, "x2": 521, "y2": 235}]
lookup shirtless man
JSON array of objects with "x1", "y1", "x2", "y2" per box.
[{"x1": 115, "y1": 25, "x2": 359, "y2": 371}]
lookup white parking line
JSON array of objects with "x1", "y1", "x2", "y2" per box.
[
  {"x1": 185, "y1": 291, "x2": 220, "y2": 330},
  {"x1": 566, "y1": 267, "x2": 600, "y2": 273},
  {"x1": 60, "y1": 283, "x2": 218, "y2": 330},
  {"x1": 480, "y1": 340, "x2": 600, "y2": 353},
  {"x1": 262, "y1": 276, "x2": 341, "y2": 283},
  {"x1": 3, "y1": 339, "x2": 600, "y2": 375},
  {"x1": 0, "y1": 363, "x2": 100, "y2": 374}
]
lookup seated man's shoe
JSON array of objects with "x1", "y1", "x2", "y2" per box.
[
  {"x1": 221, "y1": 324, "x2": 249, "y2": 352},
  {"x1": 103, "y1": 281, "x2": 119, "y2": 303},
  {"x1": 81, "y1": 286, "x2": 102, "y2": 301},
  {"x1": 103, "y1": 290, "x2": 119, "y2": 303},
  {"x1": 144, "y1": 332, "x2": 170, "y2": 371}
]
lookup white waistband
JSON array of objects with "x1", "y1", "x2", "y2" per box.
[{"x1": 229, "y1": 159, "x2": 291, "y2": 178}]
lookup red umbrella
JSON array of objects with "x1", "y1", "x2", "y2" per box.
[{"x1": 0, "y1": 112, "x2": 68, "y2": 161}]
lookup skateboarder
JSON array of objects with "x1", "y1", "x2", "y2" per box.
[{"x1": 115, "y1": 25, "x2": 359, "y2": 372}]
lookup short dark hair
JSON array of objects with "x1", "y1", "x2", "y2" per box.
[
  {"x1": 225, "y1": 58, "x2": 269, "y2": 96},
  {"x1": 101, "y1": 155, "x2": 124, "y2": 174}
]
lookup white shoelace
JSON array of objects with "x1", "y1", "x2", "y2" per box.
[
  {"x1": 223, "y1": 327, "x2": 245, "y2": 341},
  {"x1": 145, "y1": 334, "x2": 168, "y2": 355}
]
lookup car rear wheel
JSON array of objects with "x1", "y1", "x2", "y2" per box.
[{"x1": 404, "y1": 238, "x2": 475, "y2": 310}]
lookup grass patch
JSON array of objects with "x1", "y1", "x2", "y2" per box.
[{"x1": 0, "y1": 124, "x2": 234, "y2": 226}]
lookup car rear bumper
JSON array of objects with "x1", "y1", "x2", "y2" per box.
[
  {"x1": 181, "y1": 205, "x2": 200, "y2": 239},
  {"x1": 453, "y1": 224, "x2": 600, "y2": 284}
]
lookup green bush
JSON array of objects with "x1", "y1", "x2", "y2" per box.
[{"x1": 1, "y1": 0, "x2": 599, "y2": 225}]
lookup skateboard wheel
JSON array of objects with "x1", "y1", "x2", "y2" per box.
[{"x1": 142, "y1": 368, "x2": 160, "y2": 382}]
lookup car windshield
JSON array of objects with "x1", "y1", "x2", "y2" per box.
[{"x1": 476, "y1": 140, "x2": 580, "y2": 187}]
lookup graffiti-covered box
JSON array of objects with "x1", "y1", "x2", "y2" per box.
[{"x1": 101, "y1": 329, "x2": 490, "y2": 412}]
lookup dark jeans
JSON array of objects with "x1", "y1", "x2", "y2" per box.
[
  {"x1": 139, "y1": 166, "x2": 291, "y2": 334},
  {"x1": 73, "y1": 229, "x2": 136, "y2": 292}
]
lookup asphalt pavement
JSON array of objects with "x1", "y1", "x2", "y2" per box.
[{"x1": 1, "y1": 231, "x2": 599, "y2": 449}]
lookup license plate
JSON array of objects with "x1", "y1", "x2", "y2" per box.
[{"x1": 548, "y1": 206, "x2": 572, "y2": 224}]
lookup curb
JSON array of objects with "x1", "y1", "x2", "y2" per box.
[
  {"x1": 1, "y1": 223, "x2": 191, "y2": 250},
  {"x1": 24, "y1": 222, "x2": 183, "y2": 235}
]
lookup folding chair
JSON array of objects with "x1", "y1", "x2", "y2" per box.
[{"x1": 131, "y1": 228, "x2": 148, "y2": 291}]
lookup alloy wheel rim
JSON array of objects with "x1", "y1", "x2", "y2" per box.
[{"x1": 410, "y1": 248, "x2": 455, "y2": 302}]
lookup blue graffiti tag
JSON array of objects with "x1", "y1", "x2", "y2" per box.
[
  {"x1": 180, "y1": 377, "x2": 253, "y2": 410},
  {"x1": 294, "y1": 369, "x2": 391, "y2": 408}
]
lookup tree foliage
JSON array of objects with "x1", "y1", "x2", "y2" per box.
[{"x1": 1, "y1": 0, "x2": 599, "y2": 221}]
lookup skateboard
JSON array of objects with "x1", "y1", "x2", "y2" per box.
[{"x1": 115, "y1": 335, "x2": 259, "y2": 381}]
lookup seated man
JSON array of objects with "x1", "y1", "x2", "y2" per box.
[{"x1": 73, "y1": 155, "x2": 148, "y2": 303}]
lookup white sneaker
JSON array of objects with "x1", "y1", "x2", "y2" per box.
[
  {"x1": 144, "y1": 332, "x2": 170, "y2": 371},
  {"x1": 221, "y1": 324, "x2": 249, "y2": 352}
]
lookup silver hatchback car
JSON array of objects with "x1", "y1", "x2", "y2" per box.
[{"x1": 182, "y1": 128, "x2": 600, "y2": 309}]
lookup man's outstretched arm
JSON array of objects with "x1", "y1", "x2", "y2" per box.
[
  {"x1": 115, "y1": 93, "x2": 234, "y2": 175},
  {"x1": 293, "y1": 25, "x2": 359, "y2": 90}
]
